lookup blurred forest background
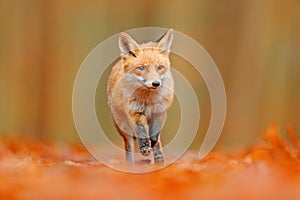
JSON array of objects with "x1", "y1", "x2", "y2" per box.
[{"x1": 0, "y1": 0, "x2": 299, "y2": 149}]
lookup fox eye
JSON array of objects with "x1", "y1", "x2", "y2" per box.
[
  {"x1": 158, "y1": 65, "x2": 164, "y2": 70},
  {"x1": 137, "y1": 66, "x2": 146, "y2": 71}
]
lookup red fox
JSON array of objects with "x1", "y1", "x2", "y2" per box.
[{"x1": 107, "y1": 29, "x2": 174, "y2": 164}]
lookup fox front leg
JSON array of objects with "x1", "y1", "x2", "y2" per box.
[
  {"x1": 149, "y1": 112, "x2": 166, "y2": 164},
  {"x1": 123, "y1": 134, "x2": 135, "y2": 164},
  {"x1": 115, "y1": 125, "x2": 135, "y2": 164},
  {"x1": 130, "y1": 113, "x2": 152, "y2": 156}
]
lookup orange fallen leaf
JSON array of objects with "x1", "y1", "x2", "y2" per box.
[{"x1": 0, "y1": 124, "x2": 299, "y2": 200}]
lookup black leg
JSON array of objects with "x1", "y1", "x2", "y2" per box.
[
  {"x1": 149, "y1": 113, "x2": 166, "y2": 164},
  {"x1": 151, "y1": 135, "x2": 164, "y2": 164},
  {"x1": 136, "y1": 122, "x2": 152, "y2": 156},
  {"x1": 131, "y1": 113, "x2": 152, "y2": 157}
]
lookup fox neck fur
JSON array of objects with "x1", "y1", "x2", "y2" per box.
[{"x1": 108, "y1": 59, "x2": 174, "y2": 118}]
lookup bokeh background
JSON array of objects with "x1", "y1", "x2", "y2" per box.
[{"x1": 0, "y1": 0, "x2": 299, "y2": 150}]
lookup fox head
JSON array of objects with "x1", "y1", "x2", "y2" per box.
[{"x1": 118, "y1": 29, "x2": 173, "y2": 90}]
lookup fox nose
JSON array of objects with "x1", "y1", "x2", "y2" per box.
[{"x1": 152, "y1": 81, "x2": 161, "y2": 87}]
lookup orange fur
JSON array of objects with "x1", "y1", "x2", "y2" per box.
[{"x1": 107, "y1": 29, "x2": 174, "y2": 163}]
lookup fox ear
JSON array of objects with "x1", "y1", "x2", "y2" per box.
[
  {"x1": 157, "y1": 29, "x2": 173, "y2": 54},
  {"x1": 119, "y1": 32, "x2": 139, "y2": 57}
]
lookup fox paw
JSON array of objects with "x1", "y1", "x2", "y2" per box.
[
  {"x1": 140, "y1": 146, "x2": 152, "y2": 156},
  {"x1": 154, "y1": 151, "x2": 164, "y2": 164}
]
